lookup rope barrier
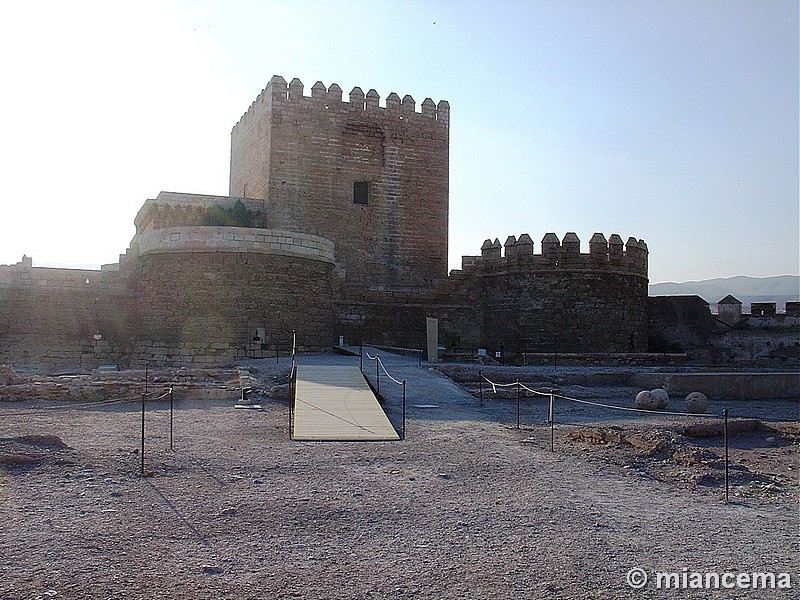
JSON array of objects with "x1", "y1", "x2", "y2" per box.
[
  {"x1": 553, "y1": 392, "x2": 723, "y2": 418},
  {"x1": 518, "y1": 383, "x2": 552, "y2": 397},
  {"x1": 364, "y1": 349, "x2": 404, "y2": 386},
  {"x1": 379, "y1": 359, "x2": 404, "y2": 386},
  {"x1": 149, "y1": 389, "x2": 173, "y2": 401},
  {"x1": 0, "y1": 387, "x2": 174, "y2": 413},
  {"x1": 480, "y1": 372, "x2": 518, "y2": 394},
  {"x1": 481, "y1": 370, "x2": 734, "y2": 502},
  {"x1": 480, "y1": 372, "x2": 724, "y2": 419},
  {"x1": 360, "y1": 346, "x2": 407, "y2": 439}
]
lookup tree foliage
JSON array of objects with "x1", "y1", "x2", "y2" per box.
[{"x1": 201, "y1": 199, "x2": 253, "y2": 227}]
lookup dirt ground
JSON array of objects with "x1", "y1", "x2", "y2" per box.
[{"x1": 1, "y1": 356, "x2": 797, "y2": 599}]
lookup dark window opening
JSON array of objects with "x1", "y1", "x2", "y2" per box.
[{"x1": 353, "y1": 181, "x2": 369, "y2": 205}]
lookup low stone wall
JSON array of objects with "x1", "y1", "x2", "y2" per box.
[{"x1": 132, "y1": 226, "x2": 335, "y2": 263}]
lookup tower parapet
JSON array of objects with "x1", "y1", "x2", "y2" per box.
[
  {"x1": 451, "y1": 231, "x2": 650, "y2": 354},
  {"x1": 459, "y1": 232, "x2": 648, "y2": 279},
  {"x1": 233, "y1": 75, "x2": 450, "y2": 130}
]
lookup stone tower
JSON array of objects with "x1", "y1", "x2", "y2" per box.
[{"x1": 229, "y1": 75, "x2": 450, "y2": 293}]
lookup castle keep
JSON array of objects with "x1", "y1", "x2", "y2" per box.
[
  {"x1": 229, "y1": 76, "x2": 450, "y2": 292},
  {"x1": 0, "y1": 76, "x2": 649, "y2": 369}
]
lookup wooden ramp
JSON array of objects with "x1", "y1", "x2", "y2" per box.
[{"x1": 293, "y1": 365, "x2": 400, "y2": 441}]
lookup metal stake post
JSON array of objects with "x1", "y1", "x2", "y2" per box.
[
  {"x1": 145, "y1": 362, "x2": 149, "y2": 397},
  {"x1": 549, "y1": 393, "x2": 555, "y2": 452},
  {"x1": 724, "y1": 408, "x2": 729, "y2": 503},
  {"x1": 140, "y1": 392, "x2": 146, "y2": 475},
  {"x1": 402, "y1": 380, "x2": 407, "y2": 440},
  {"x1": 289, "y1": 366, "x2": 295, "y2": 440},
  {"x1": 376, "y1": 355, "x2": 380, "y2": 397},
  {"x1": 360, "y1": 341, "x2": 363, "y2": 373},
  {"x1": 516, "y1": 379, "x2": 521, "y2": 429},
  {"x1": 478, "y1": 369, "x2": 483, "y2": 406},
  {"x1": 418, "y1": 349, "x2": 422, "y2": 367},
  {"x1": 169, "y1": 386, "x2": 174, "y2": 451}
]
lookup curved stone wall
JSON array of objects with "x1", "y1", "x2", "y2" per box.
[
  {"x1": 446, "y1": 232, "x2": 649, "y2": 354},
  {"x1": 132, "y1": 227, "x2": 335, "y2": 365},
  {"x1": 133, "y1": 226, "x2": 335, "y2": 263}
]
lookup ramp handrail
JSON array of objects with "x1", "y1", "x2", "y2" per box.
[{"x1": 362, "y1": 348, "x2": 407, "y2": 440}]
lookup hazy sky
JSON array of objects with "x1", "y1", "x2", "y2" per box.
[{"x1": 0, "y1": 0, "x2": 797, "y2": 283}]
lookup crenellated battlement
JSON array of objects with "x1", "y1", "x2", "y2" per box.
[
  {"x1": 233, "y1": 75, "x2": 450, "y2": 131},
  {"x1": 457, "y1": 232, "x2": 648, "y2": 279}
]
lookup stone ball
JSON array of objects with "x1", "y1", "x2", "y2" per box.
[
  {"x1": 684, "y1": 391, "x2": 709, "y2": 414},
  {"x1": 649, "y1": 388, "x2": 669, "y2": 409},
  {"x1": 0, "y1": 364, "x2": 22, "y2": 386},
  {"x1": 634, "y1": 390, "x2": 654, "y2": 409}
]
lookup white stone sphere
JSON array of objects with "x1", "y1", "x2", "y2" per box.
[
  {"x1": 649, "y1": 388, "x2": 669, "y2": 409},
  {"x1": 634, "y1": 390, "x2": 654, "y2": 409},
  {"x1": 684, "y1": 391, "x2": 709, "y2": 414}
]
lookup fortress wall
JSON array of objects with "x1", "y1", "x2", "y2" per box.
[
  {"x1": 230, "y1": 76, "x2": 450, "y2": 291},
  {"x1": 0, "y1": 264, "x2": 136, "y2": 370},
  {"x1": 0, "y1": 78, "x2": 660, "y2": 369},
  {"x1": 333, "y1": 300, "x2": 481, "y2": 355},
  {"x1": 329, "y1": 233, "x2": 649, "y2": 355},
  {"x1": 481, "y1": 270, "x2": 648, "y2": 353},
  {"x1": 229, "y1": 88, "x2": 274, "y2": 201},
  {"x1": 330, "y1": 272, "x2": 481, "y2": 350},
  {"x1": 133, "y1": 227, "x2": 335, "y2": 366}
]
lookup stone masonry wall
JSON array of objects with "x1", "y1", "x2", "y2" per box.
[
  {"x1": 330, "y1": 232, "x2": 648, "y2": 356},
  {"x1": 445, "y1": 233, "x2": 650, "y2": 354},
  {"x1": 230, "y1": 76, "x2": 450, "y2": 292},
  {"x1": 0, "y1": 263, "x2": 136, "y2": 370},
  {"x1": 332, "y1": 263, "x2": 482, "y2": 353},
  {"x1": 132, "y1": 227, "x2": 335, "y2": 366},
  {"x1": 480, "y1": 270, "x2": 648, "y2": 353}
]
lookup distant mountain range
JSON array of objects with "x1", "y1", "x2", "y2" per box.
[{"x1": 649, "y1": 275, "x2": 799, "y2": 311}]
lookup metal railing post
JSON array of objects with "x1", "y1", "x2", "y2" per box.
[
  {"x1": 169, "y1": 385, "x2": 174, "y2": 451},
  {"x1": 516, "y1": 379, "x2": 521, "y2": 429},
  {"x1": 724, "y1": 408, "x2": 729, "y2": 503},
  {"x1": 289, "y1": 365, "x2": 296, "y2": 440},
  {"x1": 360, "y1": 341, "x2": 363, "y2": 373},
  {"x1": 376, "y1": 355, "x2": 380, "y2": 397},
  {"x1": 478, "y1": 369, "x2": 483, "y2": 406},
  {"x1": 549, "y1": 393, "x2": 555, "y2": 451},
  {"x1": 402, "y1": 380, "x2": 407, "y2": 440},
  {"x1": 140, "y1": 392, "x2": 146, "y2": 475}
]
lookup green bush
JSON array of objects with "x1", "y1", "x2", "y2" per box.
[{"x1": 201, "y1": 199, "x2": 253, "y2": 227}]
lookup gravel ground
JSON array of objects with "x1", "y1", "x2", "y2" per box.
[{"x1": 0, "y1": 352, "x2": 797, "y2": 599}]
